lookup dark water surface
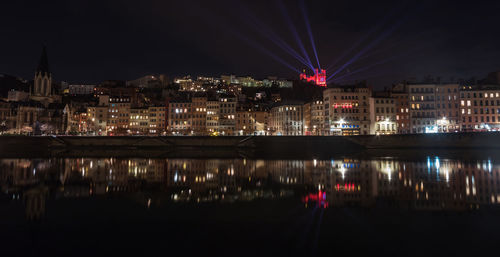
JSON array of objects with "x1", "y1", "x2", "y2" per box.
[{"x1": 1, "y1": 154, "x2": 500, "y2": 256}]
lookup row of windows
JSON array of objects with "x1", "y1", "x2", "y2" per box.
[
  {"x1": 436, "y1": 111, "x2": 459, "y2": 117},
  {"x1": 375, "y1": 107, "x2": 395, "y2": 114},
  {"x1": 375, "y1": 116, "x2": 395, "y2": 121},
  {"x1": 376, "y1": 124, "x2": 396, "y2": 131},
  {"x1": 375, "y1": 99, "x2": 394, "y2": 104},
  {"x1": 332, "y1": 116, "x2": 367, "y2": 121},
  {"x1": 461, "y1": 100, "x2": 500, "y2": 107},
  {"x1": 461, "y1": 108, "x2": 500, "y2": 115},
  {"x1": 334, "y1": 109, "x2": 363, "y2": 114},
  {"x1": 461, "y1": 92, "x2": 500, "y2": 98},
  {"x1": 237, "y1": 119, "x2": 261, "y2": 124},
  {"x1": 462, "y1": 116, "x2": 500, "y2": 123},
  {"x1": 411, "y1": 112, "x2": 436, "y2": 118},
  {"x1": 411, "y1": 95, "x2": 435, "y2": 101},
  {"x1": 411, "y1": 104, "x2": 434, "y2": 110},
  {"x1": 410, "y1": 87, "x2": 435, "y2": 93},
  {"x1": 436, "y1": 103, "x2": 459, "y2": 109},
  {"x1": 412, "y1": 120, "x2": 435, "y2": 125}
]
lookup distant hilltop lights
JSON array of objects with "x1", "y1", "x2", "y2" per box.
[{"x1": 300, "y1": 68, "x2": 326, "y2": 87}]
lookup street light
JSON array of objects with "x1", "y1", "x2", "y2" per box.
[{"x1": 437, "y1": 117, "x2": 449, "y2": 132}]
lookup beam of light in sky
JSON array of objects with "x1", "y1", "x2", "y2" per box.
[
  {"x1": 328, "y1": 42, "x2": 433, "y2": 84},
  {"x1": 324, "y1": 5, "x2": 402, "y2": 72},
  {"x1": 330, "y1": 70, "x2": 393, "y2": 85},
  {"x1": 237, "y1": 33, "x2": 301, "y2": 73},
  {"x1": 275, "y1": 0, "x2": 314, "y2": 70},
  {"x1": 199, "y1": 8, "x2": 301, "y2": 74},
  {"x1": 329, "y1": 57, "x2": 399, "y2": 83},
  {"x1": 299, "y1": 0, "x2": 321, "y2": 69},
  {"x1": 327, "y1": 17, "x2": 409, "y2": 82},
  {"x1": 238, "y1": 5, "x2": 314, "y2": 70},
  {"x1": 327, "y1": 3, "x2": 424, "y2": 82},
  {"x1": 356, "y1": 29, "x2": 441, "y2": 63}
]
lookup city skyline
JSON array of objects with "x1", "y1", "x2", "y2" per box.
[
  {"x1": 1, "y1": 0, "x2": 500, "y2": 88},
  {"x1": 3, "y1": 2, "x2": 500, "y2": 256}
]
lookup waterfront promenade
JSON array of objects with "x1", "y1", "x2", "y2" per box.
[{"x1": 1, "y1": 132, "x2": 500, "y2": 158}]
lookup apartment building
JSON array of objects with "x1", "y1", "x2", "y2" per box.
[
  {"x1": 129, "y1": 107, "x2": 149, "y2": 135},
  {"x1": 106, "y1": 96, "x2": 131, "y2": 136},
  {"x1": 369, "y1": 96, "x2": 397, "y2": 135},
  {"x1": 323, "y1": 85, "x2": 371, "y2": 135},
  {"x1": 236, "y1": 105, "x2": 268, "y2": 136},
  {"x1": 192, "y1": 95, "x2": 207, "y2": 135},
  {"x1": 391, "y1": 83, "x2": 411, "y2": 134},
  {"x1": 303, "y1": 100, "x2": 325, "y2": 135},
  {"x1": 409, "y1": 84, "x2": 436, "y2": 133},
  {"x1": 460, "y1": 85, "x2": 500, "y2": 131},
  {"x1": 168, "y1": 98, "x2": 192, "y2": 135},
  {"x1": 206, "y1": 97, "x2": 219, "y2": 134},
  {"x1": 269, "y1": 103, "x2": 304, "y2": 136},
  {"x1": 218, "y1": 94, "x2": 237, "y2": 135},
  {"x1": 87, "y1": 106, "x2": 108, "y2": 135},
  {"x1": 148, "y1": 106, "x2": 166, "y2": 135},
  {"x1": 435, "y1": 84, "x2": 460, "y2": 132}
]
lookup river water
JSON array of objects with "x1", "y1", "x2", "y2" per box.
[{"x1": 1, "y1": 155, "x2": 499, "y2": 256}]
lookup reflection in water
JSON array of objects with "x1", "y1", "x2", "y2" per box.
[{"x1": 1, "y1": 157, "x2": 500, "y2": 219}]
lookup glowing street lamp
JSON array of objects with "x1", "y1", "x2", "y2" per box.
[{"x1": 437, "y1": 117, "x2": 449, "y2": 132}]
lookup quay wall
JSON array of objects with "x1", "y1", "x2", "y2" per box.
[{"x1": 0, "y1": 133, "x2": 499, "y2": 158}]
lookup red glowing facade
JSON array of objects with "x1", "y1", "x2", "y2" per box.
[
  {"x1": 300, "y1": 68, "x2": 326, "y2": 87},
  {"x1": 302, "y1": 191, "x2": 328, "y2": 208}
]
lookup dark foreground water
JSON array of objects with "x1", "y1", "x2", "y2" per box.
[{"x1": 1, "y1": 155, "x2": 500, "y2": 257}]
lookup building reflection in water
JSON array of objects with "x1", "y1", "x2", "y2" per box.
[{"x1": 1, "y1": 156, "x2": 499, "y2": 218}]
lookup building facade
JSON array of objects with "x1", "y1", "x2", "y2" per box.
[
  {"x1": 409, "y1": 84, "x2": 436, "y2": 133},
  {"x1": 236, "y1": 105, "x2": 268, "y2": 136},
  {"x1": 303, "y1": 100, "x2": 325, "y2": 135},
  {"x1": 391, "y1": 84, "x2": 411, "y2": 134},
  {"x1": 460, "y1": 85, "x2": 500, "y2": 131},
  {"x1": 106, "y1": 96, "x2": 130, "y2": 135},
  {"x1": 369, "y1": 97, "x2": 397, "y2": 135},
  {"x1": 269, "y1": 103, "x2": 304, "y2": 136},
  {"x1": 435, "y1": 84, "x2": 460, "y2": 132},
  {"x1": 323, "y1": 86, "x2": 371, "y2": 135}
]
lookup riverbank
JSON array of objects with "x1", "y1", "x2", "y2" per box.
[{"x1": 1, "y1": 132, "x2": 500, "y2": 158}]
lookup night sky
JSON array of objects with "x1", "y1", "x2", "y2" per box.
[{"x1": 1, "y1": 0, "x2": 500, "y2": 88}]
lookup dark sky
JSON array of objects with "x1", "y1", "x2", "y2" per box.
[{"x1": 1, "y1": 0, "x2": 500, "y2": 88}]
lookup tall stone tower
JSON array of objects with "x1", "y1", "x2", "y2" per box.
[{"x1": 33, "y1": 46, "x2": 52, "y2": 96}]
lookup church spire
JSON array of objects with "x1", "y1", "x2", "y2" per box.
[
  {"x1": 36, "y1": 45, "x2": 50, "y2": 75},
  {"x1": 33, "y1": 45, "x2": 52, "y2": 97}
]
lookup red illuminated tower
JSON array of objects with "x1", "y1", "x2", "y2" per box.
[{"x1": 300, "y1": 68, "x2": 326, "y2": 87}]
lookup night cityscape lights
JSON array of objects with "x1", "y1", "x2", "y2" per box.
[{"x1": 300, "y1": 68, "x2": 327, "y2": 87}]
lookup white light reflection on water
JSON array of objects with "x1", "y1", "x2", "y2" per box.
[{"x1": 0, "y1": 156, "x2": 499, "y2": 210}]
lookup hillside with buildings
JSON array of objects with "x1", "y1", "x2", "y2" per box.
[{"x1": 1, "y1": 47, "x2": 500, "y2": 136}]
